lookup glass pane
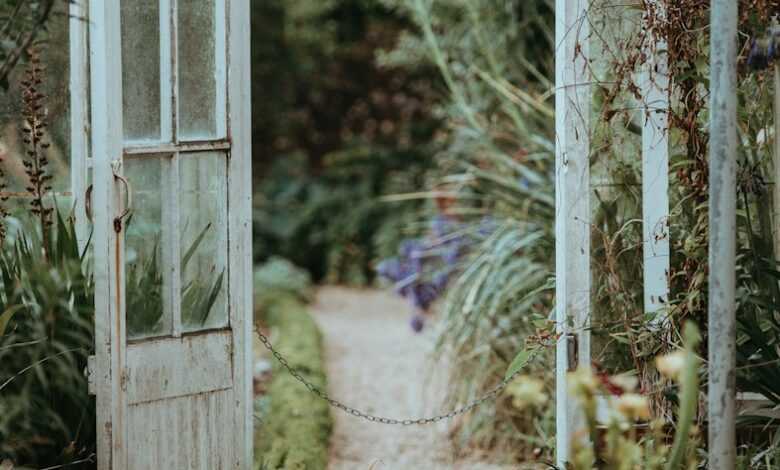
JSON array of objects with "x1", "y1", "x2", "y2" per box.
[
  {"x1": 126, "y1": 157, "x2": 171, "y2": 339},
  {"x1": 121, "y1": 0, "x2": 162, "y2": 143},
  {"x1": 178, "y1": 0, "x2": 219, "y2": 139},
  {"x1": 179, "y1": 152, "x2": 227, "y2": 331}
]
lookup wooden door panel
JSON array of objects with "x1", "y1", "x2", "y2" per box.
[
  {"x1": 74, "y1": 1, "x2": 253, "y2": 466},
  {"x1": 127, "y1": 389, "x2": 236, "y2": 468},
  {"x1": 126, "y1": 331, "x2": 233, "y2": 405}
]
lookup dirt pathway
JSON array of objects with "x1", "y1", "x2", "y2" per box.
[{"x1": 312, "y1": 286, "x2": 515, "y2": 470}]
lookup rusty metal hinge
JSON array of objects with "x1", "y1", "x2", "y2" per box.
[
  {"x1": 567, "y1": 334, "x2": 578, "y2": 372},
  {"x1": 86, "y1": 355, "x2": 96, "y2": 396},
  {"x1": 120, "y1": 368, "x2": 130, "y2": 392}
]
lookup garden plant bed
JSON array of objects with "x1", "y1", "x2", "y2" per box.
[{"x1": 254, "y1": 294, "x2": 332, "y2": 470}]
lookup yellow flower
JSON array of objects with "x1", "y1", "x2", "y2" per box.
[
  {"x1": 610, "y1": 373, "x2": 639, "y2": 392},
  {"x1": 506, "y1": 375, "x2": 548, "y2": 410},
  {"x1": 568, "y1": 368, "x2": 599, "y2": 398},
  {"x1": 615, "y1": 393, "x2": 651, "y2": 421},
  {"x1": 656, "y1": 351, "x2": 685, "y2": 380}
]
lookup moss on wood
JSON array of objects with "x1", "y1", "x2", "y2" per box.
[{"x1": 255, "y1": 295, "x2": 332, "y2": 470}]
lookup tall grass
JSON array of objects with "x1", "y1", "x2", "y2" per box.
[
  {"x1": 0, "y1": 212, "x2": 95, "y2": 468},
  {"x1": 379, "y1": 0, "x2": 558, "y2": 457},
  {"x1": 385, "y1": 0, "x2": 780, "y2": 463}
]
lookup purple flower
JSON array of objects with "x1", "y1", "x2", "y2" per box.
[
  {"x1": 432, "y1": 271, "x2": 450, "y2": 291},
  {"x1": 441, "y1": 242, "x2": 461, "y2": 266},
  {"x1": 748, "y1": 38, "x2": 770, "y2": 70},
  {"x1": 430, "y1": 215, "x2": 454, "y2": 238},
  {"x1": 477, "y1": 216, "x2": 497, "y2": 238},
  {"x1": 409, "y1": 282, "x2": 439, "y2": 311},
  {"x1": 376, "y1": 258, "x2": 403, "y2": 282},
  {"x1": 376, "y1": 214, "x2": 482, "y2": 319},
  {"x1": 410, "y1": 314, "x2": 425, "y2": 333},
  {"x1": 399, "y1": 239, "x2": 424, "y2": 272},
  {"x1": 519, "y1": 176, "x2": 530, "y2": 190}
]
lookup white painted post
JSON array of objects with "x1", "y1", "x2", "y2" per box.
[
  {"x1": 227, "y1": 0, "x2": 254, "y2": 465},
  {"x1": 708, "y1": 0, "x2": 738, "y2": 468},
  {"x1": 88, "y1": 0, "x2": 127, "y2": 468},
  {"x1": 641, "y1": 1, "x2": 670, "y2": 320},
  {"x1": 69, "y1": 0, "x2": 90, "y2": 251},
  {"x1": 555, "y1": 0, "x2": 591, "y2": 465}
]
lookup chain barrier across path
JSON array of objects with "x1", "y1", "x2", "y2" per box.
[{"x1": 254, "y1": 328, "x2": 526, "y2": 425}]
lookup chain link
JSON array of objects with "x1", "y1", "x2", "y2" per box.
[{"x1": 255, "y1": 328, "x2": 525, "y2": 426}]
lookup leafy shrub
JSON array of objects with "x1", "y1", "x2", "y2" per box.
[
  {"x1": 251, "y1": 0, "x2": 442, "y2": 285},
  {"x1": 254, "y1": 147, "x2": 435, "y2": 285},
  {"x1": 254, "y1": 296, "x2": 331, "y2": 470},
  {"x1": 254, "y1": 257, "x2": 313, "y2": 310},
  {"x1": 380, "y1": 0, "x2": 558, "y2": 457},
  {"x1": 0, "y1": 213, "x2": 95, "y2": 468},
  {"x1": 564, "y1": 323, "x2": 702, "y2": 469},
  {"x1": 382, "y1": 0, "x2": 780, "y2": 464}
]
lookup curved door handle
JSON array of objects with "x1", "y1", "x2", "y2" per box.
[
  {"x1": 112, "y1": 172, "x2": 132, "y2": 233},
  {"x1": 84, "y1": 173, "x2": 132, "y2": 229},
  {"x1": 85, "y1": 184, "x2": 93, "y2": 222}
]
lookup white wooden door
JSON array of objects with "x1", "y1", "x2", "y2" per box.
[{"x1": 72, "y1": 1, "x2": 253, "y2": 468}]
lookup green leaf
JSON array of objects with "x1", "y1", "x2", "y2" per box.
[
  {"x1": 504, "y1": 348, "x2": 533, "y2": 380},
  {"x1": 0, "y1": 305, "x2": 25, "y2": 336},
  {"x1": 181, "y1": 223, "x2": 212, "y2": 271}
]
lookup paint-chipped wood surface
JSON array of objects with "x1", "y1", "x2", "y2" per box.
[
  {"x1": 126, "y1": 331, "x2": 233, "y2": 405},
  {"x1": 127, "y1": 389, "x2": 235, "y2": 468},
  {"x1": 554, "y1": 0, "x2": 591, "y2": 466},
  {"x1": 77, "y1": 1, "x2": 254, "y2": 467},
  {"x1": 641, "y1": 0, "x2": 670, "y2": 318}
]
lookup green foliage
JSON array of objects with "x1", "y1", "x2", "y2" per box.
[
  {"x1": 0, "y1": 0, "x2": 70, "y2": 199},
  {"x1": 382, "y1": 0, "x2": 558, "y2": 457},
  {"x1": 0, "y1": 0, "x2": 60, "y2": 89},
  {"x1": 254, "y1": 295, "x2": 331, "y2": 470},
  {"x1": 254, "y1": 257, "x2": 313, "y2": 310},
  {"x1": 0, "y1": 212, "x2": 95, "y2": 468},
  {"x1": 125, "y1": 222, "x2": 226, "y2": 337},
  {"x1": 251, "y1": 0, "x2": 441, "y2": 285},
  {"x1": 254, "y1": 147, "x2": 435, "y2": 285},
  {"x1": 729, "y1": 25, "x2": 780, "y2": 416},
  {"x1": 567, "y1": 323, "x2": 702, "y2": 470}
]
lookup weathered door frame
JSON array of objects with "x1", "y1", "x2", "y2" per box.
[
  {"x1": 70, "y1": 1, "x2": 253, "y2": 467},
  {"x1": 554, "y1": 0, "x2": 740, "y2": 467},
  {"x1": 554, "y1": 0, "x2": 671, "y2": 465}
]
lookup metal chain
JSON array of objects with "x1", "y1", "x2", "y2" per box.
[{"x1": 255, "y1": 329, "x2": 525, "y2": 426}]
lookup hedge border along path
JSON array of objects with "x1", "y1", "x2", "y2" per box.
[{"x1": 254, "y1": 295, "x2": 332, "y2": 470}]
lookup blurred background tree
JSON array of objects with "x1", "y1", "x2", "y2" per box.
[{"x1": 251, "y1": 0, "x2": 444, "y2": 284}]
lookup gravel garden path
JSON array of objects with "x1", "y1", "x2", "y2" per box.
[{"x1": 312, "y1": 286, "x2": 516, "y2": 470}]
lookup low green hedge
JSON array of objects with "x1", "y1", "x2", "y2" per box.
[{"x1": 254, "y1": 295, "x2": 332, "y2": 470}]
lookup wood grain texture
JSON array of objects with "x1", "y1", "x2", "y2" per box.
[
  {"x1": 554, "y1": 0, "x2": 591, "y2": 466},
  {"x1": 227, "y1": 0, "x2": 254, "y2": 466},
  {"x1": 126, "y1": 332, "x2": 233, "y2": 405},
  {"x1": 127, "y1": 389, "x2": 235, "y2": 469},
  {"x1": 641, "y1": 0, "x2": 670, "y2": 319}
]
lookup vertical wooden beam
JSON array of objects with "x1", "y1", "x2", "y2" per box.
[
  {"x1": 70, "y1": 0, "x2": 90, "y2": 251},
  {"x1": 89, "y1": 0, "x2": 127, "y2": 468},
  {"x1": 227, "y1": 0, "x2": 254, "y2": 467},
  {"x1": 216, "y1": 0, "x2": 228, "y2": 139},
  {"x1": 160, "y1": 0, "x2": 173, "y2": 143},
  {"x1": 642, "y1": 1, "x2": 670, "y2": 321},
  {"x1": 555, "y1": 0, "x2": 591, "y2": 466},
  {"x1": 708, "y1": 0, "x2": 738, "y2": 468}
]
